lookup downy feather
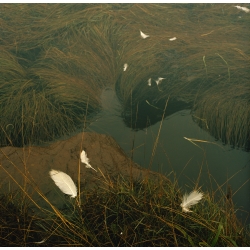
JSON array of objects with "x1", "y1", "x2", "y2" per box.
[
  {"x1": 49, "y1": 169, "x2": 77, "y2": 198},
  {"x1": 180, "y1": 190, "x2": 203, "y2": 212},
  {"x1": 80, "y1": 150, "x2": 97, "y2": 172}
]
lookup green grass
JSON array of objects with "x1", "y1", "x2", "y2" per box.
[
  {"x1": 192, "y1": 83, "x2": 250, "y2": 150},
  {"x1": 0, "y1": 3, "x2": 249, "y2": 246},
  {"x1": 0, "y1": 3, "x2": 249, "y2": 148},
  {"x1": 0, "y1": 171, "x2": 249, "y2": 246}
]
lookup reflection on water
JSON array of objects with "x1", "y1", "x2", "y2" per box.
[{"x1": 87, "y1": 88, "x2": 250, "y2": 223}]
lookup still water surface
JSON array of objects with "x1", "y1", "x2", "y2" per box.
[{"x1": 87, "y1": 88, "x2": 250, "y2": 224}]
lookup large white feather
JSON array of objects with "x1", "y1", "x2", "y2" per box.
[
  {"x1": 80, "y1": 150, "x2": 97, "y2": 172},
  {"x1": 49, "y1": 169, "x2": 77, "y2": 198},
  {"x1": 180, "y1": 190, "x2": 203, "y2": 213}
]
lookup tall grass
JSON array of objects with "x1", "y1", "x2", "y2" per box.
[
  {"x1": 0, "y1": 4, "x2": 249, "y2": 245},
  {"x1": 0, "y1": 49, "x2": 101, "y2": 146},
  {"x1": 112, "y1": 4, "x2": 249, "y2": 147},
  {"x1": 0, "y1": 3, "x2": 249, "y2": 148},
  {"x1": 0, "y1": 164, "x2": 249, "y2": 246},
  {"x1": 0, "y1": 4, "x2": 120, "y2": 146},
  {"x1": 192, "y1": 84, "x2": 250, "y2": 150}
]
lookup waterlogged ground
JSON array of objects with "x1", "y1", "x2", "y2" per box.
[{"x1": 87, "y1": 88, "x2": 250, "y2": 224}]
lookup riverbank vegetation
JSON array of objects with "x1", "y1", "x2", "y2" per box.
[
  {"x1": 0, "y1": 3, "x2": 249, "y2": 246},
  {"x1": 0, "y1": 3, "x2": 249, "y2": 149},
  {"x1": 0, "y1": 169, "x2": 249, "y2": 246}
]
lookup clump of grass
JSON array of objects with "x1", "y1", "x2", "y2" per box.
[
  {"x1": 0, "y1": 192, "x2": 43, "y2": 246},
  {"x1": 0, "y1": 4, "x2": 123, "y2": 146},
  {"x1": 1, "y1": 3, "x2": 249, "y2": 143},
  {"x1": 0, "y1": 49, "x2": 101, "y2": 147},
  {"x1": 113, "y1": 4, "x2": 250, "y2": 130},
  {"x1": 192, "y1": 83, "x2": 250, "y2": 151},
  {"x1": 0, "y1": 172, "x2": 249, "y2": 246}
]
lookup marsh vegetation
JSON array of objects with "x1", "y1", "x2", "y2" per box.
[
  {"x1": 0, "y1": 3, "x2": 249, "y2": 246},
  {"x1": 0, "y1": 3, "x2": 249, "y2": 149}
]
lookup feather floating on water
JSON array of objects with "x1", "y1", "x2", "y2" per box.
[
  {"x1": 49, "y1": 169, "x2": 77, "y2": 198},
  {"x1": 123, "y1": 63, "x2": 128, "y2": 71},
  {"x1": 234, "y1": 5, "x2": 250, "y2": 13},
  {"x1": 140, "y1": 30, "x2": 150, "y2": 39},
  {"x1": 80, "y1": 150, "x2": 97, "y2": 172},
  {"x1": 180, "y1": 190, "x2": 203, "y2": 212}
]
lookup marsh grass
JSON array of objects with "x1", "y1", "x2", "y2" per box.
[
  {"x1": 0, "y1": 4, "x2": 128, "y2": 147},
  {"x1": 112, "y1": 4, "x2": 249, "y2": 146},
  {"x1": 1, "y1": 107, "x2": 249, "y2": 247},
  {"x1": 192, "y1": 84, "x2": 250, "y2": 150},
  {"x1": 0, "y1": 102, "x2": 249, "y2": 246},
  {"x1": 0, "y1": 164, "x2": 249, "y2": 247},
  {"x1": 0, "y1": 3, "x2": 249, "y2": 246},
  {"x1": 0, "y1": 127, "x2": 249, "y2": 246},
  {"x1": 0, "y1": 3, "x2": 249, "y2": 149}
]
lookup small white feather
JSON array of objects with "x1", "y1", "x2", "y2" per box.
[
  {"x1": 49, "y1": 169, "x2": 77, "y2": 198},
  {"x1": 155, "y1": 77, "x2": 165, "y2": 85},
  {"x1": 180, "y1": 190, "x2": 203, "y2": 213},
  {"x1": 123, "y1": 63, "x2": 128, "y2": 71},
  {"x1": 148, "y1": 78, "x2": 152, "y2": 86},
  {"x1": 34, "y1": 238, "x2": 47, "y2": 244},
  {"x1": 169, "y1": 37, "x2": 177, "y2": 41},
  {"x1": 80, "y1": 150, "x2": 97, "y2": 172},
  {"x1": 140, "y1": 30, "x2": 150, "y2": 39},
  {"x1": 234, "y1": 5, "x2": 250, "y2": 13}
]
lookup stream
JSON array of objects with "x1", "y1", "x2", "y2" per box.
[{"x1": 86, "y1": 88, "x2": 250, "y2": 225}]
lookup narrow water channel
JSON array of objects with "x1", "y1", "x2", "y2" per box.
[{"x1": 87, "y1": 88, "x2": 250, "y2": 224}]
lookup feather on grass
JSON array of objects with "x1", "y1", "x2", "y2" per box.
[
  {"x1": 155, "y1": 77, "x2": 165, "y2": 85},
  {"x1": 148, "y1": 78, "x2": 152, "y2": 86},
  {"x1": 234, "y1": 5, "x2": 250, "y2": 13},
  {"x1": 49, "y1": 169, "x2": 77, "y2": 198},
  {"x1": 180, "y1": 190, "x2": 203, "y2": 212},
  {"x1": 123, "y1": 63, "x2": 128, "y2": 71},
  {"x1": 140, "y1": 30, "x2": 150, "y2": 39},
  {"x1": 80, "y1": 150, "x2": 97, "y2": 172}
]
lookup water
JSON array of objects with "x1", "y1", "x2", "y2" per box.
[{"x1": 87, "y1": 88, "x2": 250, "y2": 224}]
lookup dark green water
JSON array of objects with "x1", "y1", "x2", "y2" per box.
[{"x1": 87, "y1": 88, "x2": 250, "y2": 224}]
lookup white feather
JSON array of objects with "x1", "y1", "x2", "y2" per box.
[
  {"x1": 148, "y1": 78, "x2": 152, "y2": 86},
  {"x1": 155, "y1": 77, "x2": 165, "y2": 85},
  {"x1": 169, "y1": 37, "x2": 177, "y2": 41},
  {"x1": 234, "y1": 5, "x2": 250, "y2": 13},
  {"x1": 80, "y1": 150, "x2": 97, "y2": 172},
  {"x1": 123, "y1": 63, "x2": 128, "y2": 71},
  {"x1": 180, "y1": 190, "x2": 203, "y2": 213},
  {"x1": 140, "y1": 30, "x2": 150, "y2": 39},
  {"x1": 49, "y1": 169, "x2": 77, "y2": 198}
]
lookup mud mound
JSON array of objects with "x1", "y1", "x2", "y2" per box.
[{"x1": 0, "y1": 132, "x2": 161, "y2": 212}]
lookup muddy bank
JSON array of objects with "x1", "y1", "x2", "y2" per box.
[{"x1": 0, "y1": 132, "x2": 163, "y2": 212}]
